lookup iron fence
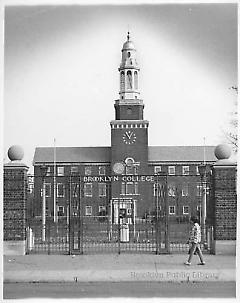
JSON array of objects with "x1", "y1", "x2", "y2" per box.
[{"x1": 22, "y1": 172, "x2": 214, "y2": 254}]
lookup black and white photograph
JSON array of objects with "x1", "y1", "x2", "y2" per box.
[{"x1": 2, "y1": 0, "x2": 238, "y2": 300}]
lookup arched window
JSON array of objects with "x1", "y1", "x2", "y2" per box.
[
  {"x1": 120, "y1": 71, "x2": 125, "y2": 91},
  {"x1": 134, "y1": 71, "x2": 138, "y2": 89},
  {"x1": 127, "y1": 70, "x2": 132, "y2": 89}
]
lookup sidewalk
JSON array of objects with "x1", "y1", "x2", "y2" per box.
[{"x1": 4, "y1": 254, "x2": 236, "y2": 283}]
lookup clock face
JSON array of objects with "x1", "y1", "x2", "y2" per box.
[{"x1": 122, "y1": 130, "x2": 137, "y2": 145}]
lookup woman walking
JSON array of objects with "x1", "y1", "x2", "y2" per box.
[{"x1": 184, "y1": 216, "x2": 205, "y2": 266}]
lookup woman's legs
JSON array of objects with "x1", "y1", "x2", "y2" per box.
[
  {"x1": 187, "y1": 242, "x2": 197, "y2": 263},
  {"x1": 196, "y1": 244, "x2": 204, "y2": 263}
]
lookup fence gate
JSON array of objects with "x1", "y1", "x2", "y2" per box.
[
  {"x1": 26, "y1": 173, "x2": 214, "y2": 255},
  {"x1": 67, "y1": 174, "x2": 169, "y2": 254}
]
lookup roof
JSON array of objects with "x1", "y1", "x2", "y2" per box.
[
  {"x1": 33, "y1": 145, "x2": 216, "y2": 165},
  {"x1": 33, "y1": 147, "x2": 111, "y2": 164},
  {"x1": 148, "y1": 146, "x2": 216, "y2": 162}
]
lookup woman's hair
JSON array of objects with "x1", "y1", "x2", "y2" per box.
[{"x1": 190, "y1": 216, "x2": 199, "y2": 224}]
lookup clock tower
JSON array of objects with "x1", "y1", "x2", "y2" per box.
[{"x1": 110, "y1": 32, "x2": 150, "y2": 217}]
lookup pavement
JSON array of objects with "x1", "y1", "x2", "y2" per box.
[{"x1": 3, "y1": 253, "x2": 236, "y2": 283}]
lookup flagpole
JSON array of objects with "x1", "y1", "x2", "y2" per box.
[
  {"x1": 203, "y1": 137, "x2": 206, "y2": 165},
  {"x1": 53, "y1": 138, "x2": 57, "y2": 223}
]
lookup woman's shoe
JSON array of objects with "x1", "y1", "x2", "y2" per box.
[
  {"x1": 184, "y1": 261, "x2": 191, "y2": 265},
  {"x1": 197, "y1": 262, "x2": 205, "y2": 265}
]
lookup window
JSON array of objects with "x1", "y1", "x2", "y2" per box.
[
  {"x1": 183, "y1": 206, "x2": 189, "y2": 214},
  {"x1": 121, "y1": 182, "x2": 138, "y2": 195},
  {"x1": 84, "y1": 183, "x2": 92, "y2": 197},
  {"x1": 196, "y1": 184, "x2": 202, "y2": 196},
  {"x1": 134, "y1": 165, "x2": 139, "y2": 175},
  {"x1": 57, "y1": 167, "x2": 64, "y2": 176},
  {"x1": 168, "y1": 166, "x2": 175, "y2": 175},
  {"x1": 29, "y1": 183, "x2": 34, "y2": 194},
  {"x1": 169, "y1": 206, "x2": 175, "y2": 215},
  {"x1": 71, "y1": 183, "x2": 79, "y2": 197},
  {"x1": 134, "y1": 71, "x2": 138, "y2": 89},
  {"x1": 98, "y1": 183, "x2": 106, "y2": 197},
  {"x1": 99, "y1": 206, "x2": 106, "y2": 213},
  {"x1": 40, "y1": 184, "x2": 51, "y2": 197},
  {"x1": 71, "y1": 166, "x2": 78, "y2": 174},
  {"x1": 46, "y1": 166, "x2": 51, "y2": 176},
  {"x1": 154, "y1": 166, "x2": 162, "y2": 174},
  {"x1": 182, "y1": 166, "x2": 190, "y2": 175},
  {"x1": 126, "y1": 165, "x2": 134, "y2": 175},
  {"x1": 196, "y1": 166, "x2": 200, "y2": 175},
  {"x1": 58, "y1": 206, "x2": 64, "y2": 216},
  {"x1": 154, "y1": 183, "x2": 165, "y2": 197},
  {"x1": 126, "y1": 182, "x2": 134, "y2": 195},
  {"x1": 121, "y1": 182, "x2": 125, "y2": 195},
  {"x1": 134, "y1": 183, "x2": 139, "y2": 195},
  {"x1": 153, "y1": 183, "x2": 158, "y2": 196},
  {"x1": 168, "y1": 183, "x2": 176, "y2": 197},
  {"x1": 57, "y1": 183, "x2": 64, "y2": 197},
  {"x1": 85, "y1": 206, "x2": 92, "y2": 216},
  {"x1": 126, "y1": 70, "x2": 132, "y2": 89},
  {"x1": 45, "y1": 183, "x2": 51, "y2": 197},
  {"x1": 85, "y1": 167, "x2": 91, "y2": 175},
  {"x1": 99, "y1": 166, "x2": 106, "y2": 175},
  {"x1": 120, "y1": 71, "x2": 125, "y2": 91},
  {"x1": 182, "y1": 183, "x2": 189, "y2": 196}
]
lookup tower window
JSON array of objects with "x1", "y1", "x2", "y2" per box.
[
  {"x1": 120, "y1": 71, "x2": 125, "y2": 91},
  {"x1": 127, "y1": 70, "x2": 132, "y2": 89},
  {"x1": 134, "y1": 71, "x2": 138, "y2": 89},
  {"x1": 127, "y1": 52, "x2": 131, "y2": 57}
]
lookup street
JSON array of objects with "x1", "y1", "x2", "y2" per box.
[{"x1": 4, "y1": 281, "x2": 236, "y2": 299}]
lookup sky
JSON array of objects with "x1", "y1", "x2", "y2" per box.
[{"x1": 3, "y1": 1, "x2": 238, "y2": 171}]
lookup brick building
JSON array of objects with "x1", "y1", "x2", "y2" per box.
[{"x1": 33, "y1": 33, "x2": 216, "y2": 221}]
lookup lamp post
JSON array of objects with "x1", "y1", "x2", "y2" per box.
[
  {"x1": 198, "y1": 163, "x2": 208, "y2": 249},
  {"x1": 40, "y1": 164, "x2": 48, "y2": 242}
]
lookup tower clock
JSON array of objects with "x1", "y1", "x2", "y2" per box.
[{"x1": 110, "y1": 32, "x2": 150, "y2": 217}]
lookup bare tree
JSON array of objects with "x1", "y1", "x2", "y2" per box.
[{"x1": 224, "y1": 86, "x2": 238, "y2": 152}]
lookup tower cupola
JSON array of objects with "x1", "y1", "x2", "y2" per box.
[{"x1": 118, "y1": 32, "x2": 141, "y2": 101}]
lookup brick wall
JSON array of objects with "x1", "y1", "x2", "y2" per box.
[
  {"x1": 4, "y1": 165, "x2": 28, "y2": 241},
  {"x1": 213, "y1": 165, "x2": 237, "y2": 240}
]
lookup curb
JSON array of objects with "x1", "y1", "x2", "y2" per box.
[{"x1": 4, "y1": 269, "x2": 236, "y2": 283}]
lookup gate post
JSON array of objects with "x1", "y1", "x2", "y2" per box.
[
  {"x1": 4, "y1": 146, "x2": 29, "y2": 255},
  {"x1": 212, "y1": 144, "x2": 237, "y2": 255}
]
